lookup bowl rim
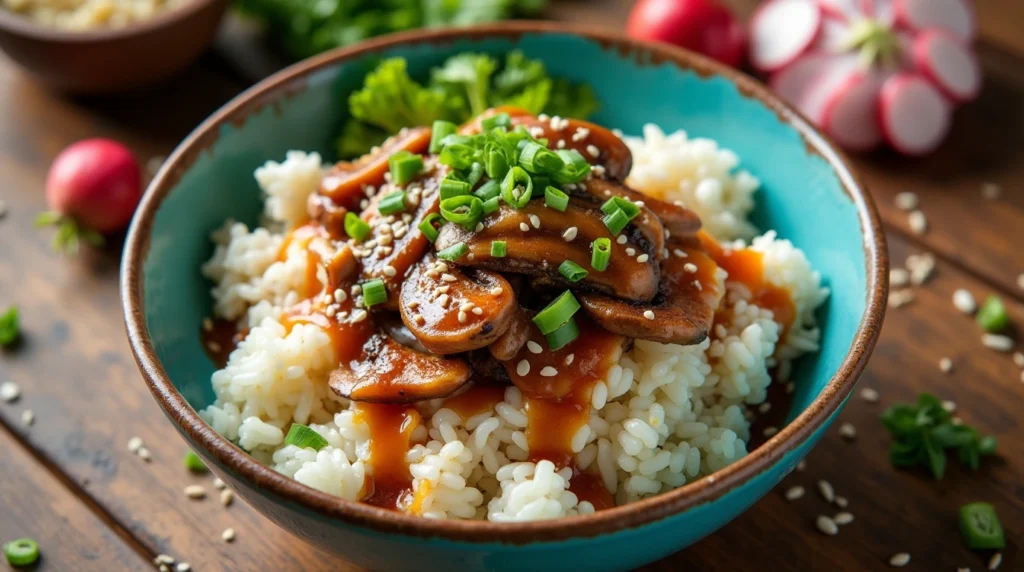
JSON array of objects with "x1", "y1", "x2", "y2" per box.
[
  {"x1": 121, "y1": 21, "x2": 888, "y2": 543},
  {"x1": 0, "y1": 0, "x2": 224, "y2": 42}
]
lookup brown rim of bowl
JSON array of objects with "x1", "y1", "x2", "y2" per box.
[
  {"x1": 0, "y1": 0, "x2": 223, "y2": 42},
  {"x1": 121, "y1": 21, "x2": 888, "y2": 543}
]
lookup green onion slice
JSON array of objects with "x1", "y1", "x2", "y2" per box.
[
  {"x1": 600, "y1": 196, "x2": 640, "y2": 219},
  {"x1": 558, "y1": 260, "x2": 588, "y2": 283},
  {"x1": 388, "y1": 151, "x2": 423, "y2": 186},
  {"x1": 484, "y1": 144, "x2": 510, "y2": 180},
  {"x1": 439, "y1": 143, "x2": 476, "y2": 171},
  {"x1": 344, "y1": 212, "x2": 371, "y2": 242},
  {"x1": 362, "y1": 278, "x2": 388, "y2": 308},
  {"x1": 438, "y1": 242, "x2": 469, "y2": 262},
  {"x1": 482, "y1": 196, "x2": 500, "y2": 215},
  {"x1": 473, "y1": 179, "x2": 501, "y2": 202},
  {"x1": 440, "y1": 176, "x2": 471, "y2": 200},
  {"x1": 544, "y1": 186, "x2": 569, "y2": 212},
  {"x1": 976, "y1": 296, "x2": 1009, "y2": 332},
  {"x1": 603, "y1": 208, "x2": 630, "y2": 235},
  {"x1": 440, "y1": 195, "x2": 484, "y2": 229},
  {"x1": 533, "y1": 290, "x2": 581, "y2": 335},
  {"x1": 465, "y1": 162, "x2": 484, "y2": 186},
  {"x1": 591, "y1": 237, "x2": 611, "y2": 271},
  {"x1": 430, "y1": 120, "x2": 457, "y2": 153},
  {"x1": 284, "y1": 423, "x2": 329, "y2": 451},
  {"x1": 491, "y1": 240, "x2": 507, "y2": 258},
  {"x1": 0, "y1": 305, "x2": 20, "y2": 346},
  {"x1": 378, "y1": 191, "x2": 407, "y2": 215},
  {"x1": 553, "y1": 149, "x2": 591, "y2": 184},
  {"x1": 959, "y1": 502, "x2": 1005, "y2": 550},
  {"x1": 519, "y1": 142, "x2": 565, "y2": 175},
  {"x1": 184, "y1": 450, "x2": 208, "y2": 473},
  {"x1": 545, "y1": 317, "x2": 580, "y2": 351},
  {"x1": 501, "y1": 166, "x2": 533, "y2": 209},
  {"x1": 481, "y1": 112, "x2": 511, "y2": 131},
  {"x1": 3, "y1": 538, "x2": 39, "y2": 567},
  {"x1": 418, "y1": 213, "x2": 443, "y2": 243}
]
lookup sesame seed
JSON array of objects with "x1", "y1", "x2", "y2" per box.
[
  {"x1": 784, "y1": 486, "x2": 804, "y2": 501},
  {"x1": 859, "y1": 388, "x2": 880, "y2": 403},
  {"x1": 908, "y1": 210, "x2": 928, "y2": 235},
  {"x1": 565, "y1": 353, "x2": 575, "y2": 366},
  {"x1": 889, "y1": 268, "x2": 910, "y2": 287},
  {"x1": 489, "y1": 286, "x2": 504, "y2": 296},
  {"x1": 529, "y1": 214, "x2": 541, "y2": 229},
  {"x1": 838, "y1": 422, "x2": 856, "y2": 440},
  {"x1": 888, "y1": 290, "x2": 915, "y2": 309},
  {"x1": 222, "y1": 528, "x2": 236, "y2": 542},
  {"x1": 516, "y1": 360, "x2": 530, "y2": 376},
  {"x1": 673, "y1": 249, "x2": 687, "y2": 258},
  {"x1": 586, "y1": 144, "x2": 600, "y2": 158},
  {"x1": 786, "y1": 381, "x2": 795, "y2": 394},
  {"x1": 184, "y1": 485, "x2": 207, "y2": 499},
  {"x1": 437, "y1": 294, "x2": 450, "y2": 307},
  {"x1": 214, "y1": 478, "x2": 226, "y2": 489},
  {"x1": 562, "y1": 227, "x2": 578, "y2": 241},
  {"x1": 982, "y1": 333, "x2": 1014, "y2": 352},
  {"x1": 833, "y1": 512, "x2": 854, "y2": 525},
  {"x1": 816, "y1": 515, "x2": 839, "y2": 536},
  {"x1": 763, "y1": 426, "x2": 778, "y2": 438},
  {"x1": 176, "y1": 563, "x2": 192, "y2": 572},
  {"x1": 472, "y1": 307, "x2": 483, "y2": 315},
  {"x1": 643, "y1": 310, "x2": 656, "y2": 320},
  {"x1": 982, "y1": 182, "x2": 1002, "y2": 199},
  {"x1": 557, "y1": 139, "x2": 566, "y2": 149},
  {"x1": 758, "y1": 402, "x2": 771, "y2": 414},
  {"x1": 351, "y1": 284, "x2": 362, "y2": 295},
  {"x1": 207, "y1": 341, "x2": 222, "y2": 353},
  {"x1": 441, "y1": 273, "x2": 457, "y2": 283},
  {"x1": 625, "y1": 247, "x2": 636, "y2": 256},
  {"x1": 127, "y1": 436, "x2": 143, "y2": 453},
  {"x1": 1013, "y1": 352, "x2": 1024, "y2": 368},
  {"x1": 21, "y1": 410, "x2": 34, "y2": 426},
  {"x1": 0, "y1": 381, "x2": 21, "y2": 403},
  {"x1": 458, "y1": 311, "x2": 468, "y2": 323},
  {"x1": 953, "y1": 289, "x2": 977, "y2": 314},
  {"x1": 520, "y1": 222, "x2": 530, "y2": 232},
  {"x1": 889, "y1": 553, "x2": 911, "y2": 567},
  {"x1": 539, "y1": 366, "x2": 558, "y2": 377},
  {"x1": 383, "y1": 265, "x2": 397, "y2": 277},
  {"x1": 459, "y1": 302, "x2": 475, "y2": 312},
  {"x1": 527, "y1": 341, "x2": 543, "y2": 354},
  {"x1": 636, "y1": 254, "x2": 650, "y2": 263},
  {"x1": 989, "y1": 553, "x2": 1003, "y2": 570},
  {"x1": 817, "y1": 480, "x2": 835, "y2": 503},
  {"x1": 894, "y1": 192, "x2": 918, "y2": 210},
  {"x1": 351, "y1": 309, "x2": 369, "y2": 323},
  {"x1": 796, "y1": 460, "x2": 807, "y2": 471},
  {"x1": 1018, "y1": 273, "x2": 1024, "y2": 291},
  {"x1": 155, "y1": 555, "x2": 175, "y2": 565},
  {"x1": 414, "y1": 315, "x2": 425, "y2": 326},
  {"x1": 202, "y1": 317, "x2": 214, "y2": 332},
  {"x1": 906, "y1": 252, "x2": 935, "y2": 285},
  {"x1": 939, "y1": 357, "x2": 953, "y2": 373},
  {"x1": 616, "y1": 235, "x2": 627, "y2": 245},
  {"x1": 693, "y1": 280, "x2": 702, "y2": 290},
  {"x1": 835, "y1": 496, "x2": 848, "y2": 508},
  {"x1": 683, "y1": 263, "x2": 698, "y2": 273},
  {"x1": 220, "y1": 488, "x2": 234, "y2": 507},
  {"x1": 138, "y1": 447, "x2": 152, "y2": 461}
]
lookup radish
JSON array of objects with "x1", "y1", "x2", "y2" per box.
[
  {"x1": 626, "y1": 0, "x2": 748, "y2": 68},
  {"x1": 36, "y1": 138, "x2": 142, "y2": 254},
  {"x1": 751, "y1": 0, "x2": 980, "y2": 155},
  {"x1": 879, "y1": 73, "x2": 952, "y2": 155},
  {"x1": 749, "y1": 0, "x2": 822, "y2": 72}
]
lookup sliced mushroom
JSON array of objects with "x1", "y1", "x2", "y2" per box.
[
  {"x1": 578, "y1": 240, "x2": 723, "y2": 346},
  {"x1": 434, "y1": 201, "x2": 659, "y2": 302},
  {"x1": 399, "y1": 255, "x2": 517, "y2": 354},
  {"x1": 329, "y1": 331, "x2": 472, "y2": 404},
  {"x1": 378, "y1": 314, "x2": 429, "y2": 354},
  {"x1": 579, "y1": 178, "x2": 701, "y2": 238},
  {"x1": 466, "y1": 350, "x2": 513, "y2": 385},
  {"x1": 510, "y1": 116, "x2": 632, "y2": 182},
  {"x1": 487, "y1": 307, "x2": 533, "y2": 361},
  {"x1": 306, "y1": 193, "x2": 349, "y2": 239},
  {"x1": 319, "y1": 126, "x2": 432, "y2": 205}
]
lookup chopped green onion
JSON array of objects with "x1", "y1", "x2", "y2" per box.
[
  {"x1": 285, "y1": 423, "x2": 329, "y2": 451},
  {"x1": 976, "y1": 296, "x2": 1009, "y2": 332},
  {"x1": 533, "y1": 290, "x2": 581, "y2": 335},
  {"x1": 439, "y1": 143, "x2": 476, "y2": 170},
  {"x1": 473, "y1": 179, "x2": 501, "y2": 202},
  {"x1": 429, "y1": 120, "x2": 457, "y2": 154},
  {"x1": 438, "y1": 242, "x2": 469, "y2": 262},
  {"x1": 378, "y1": 191, "x2": 407, "y2": 215},
  {"x1": 481, "y1": 112, "x2": 511, "y2": 131},
  {"x1": 558, "y1": 260, "x2": 588, "y2": 283},
  {"x1": 491, "y1": 240, "x2": 507, "y2": 258},
  {"x1": 603, "y1": 208, "x2": 630, "y2": 235},
  {"x1": 362, "y1": 278, "x2": 388, "y2": 307},
  {"x1": 591, "y1": 238, "x2": 611, "y2": 271},
  {"x1": 553, "y1": 149, "x2": 591, "y2": 184},
  {"x1": 545, "y1": 317, "x2": 580, "y2": 351},
  {"x1": 388, "y1": 151, "x2": 423, "y2": 185},
  {"x1": 3, "y1": 538, "x2": 39, "y2": 567},
  {"x1": 465, "y1": 162, "x2": 484, "y2": 186},
  {"x1": 184, "y1": 450, "x2": 208, "y2": 473},
  {"x1": 501, "y1": 166, "x2": 533, "y2": 209},
  {"x1": 440, "y1": 176, "x2": 471, "y2": 199},
  {"x1": 440, "y1": 195, "x2": 484, "y2": 229},
  {"x1": 519, "y1": 142, "x2": 565, "y2": 175},
  {"x1": 959, "y1": 502, "x2": 1005, "y2": 550},
  {"x1": 482, "y1": 196, "x2": 501, "y2": 215},
  {"x1": 0, "y1": 306, "x2": 18, "y2": 346},
  {"x1": 544, "y1": 186, "x2": 569, "y2": 212},
  {"x1": 440, "y1": 134, "x2": 474, "y2": 147},
  {"x1": 418, "y1": 213, "x2": 443, "y2": 243},
  {"x1": 601, "y1": 196, "x2": 640, "y2": 219},
  {"x1": 484, "y1": 144, "x2": 509, "y2": 180},
  {"x1": 344, "y1": 212, "x2": 371, "y2": 242}
]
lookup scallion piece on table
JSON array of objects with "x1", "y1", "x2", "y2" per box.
[
  {"x1": 603, "y1": 208, "x2": 630, "y2": 235},
  {"x1": 482, "y1": 196, "x2": 500, "y2": 215},
  {"x1": 418, "y1": 213, "x2": 443, "y2": 243},
  {"x1": 553, "y1": 149, "x2": 591, "y2": 184},
  {"x1": 378, "y1": 191, "x2": 407, "y2": 215},
  {"x1": 362, "y1": 278, "x2": 388, "y2": 307},
  {"x1": 387, "y1": 151, "x2": 423, "y2": 185},
  {"x1": 533, "y1": 290, "x2": 581, "y2": 335},
  {"x1": 501, "y1": 166, "x2": 533, "y2": 209},
  {"x1": 474, "y1": 179, "x2": 501, "y2": 202},
  {"x1": 485, "y1": 144, "x2": 510, "y2": 180},
  {"x1": 591, "y1": 237, "x2": 612, "y2": 271},
  {"x1": 284, "y1": 423, "x2": 329, "y2": 451},
  {"x1": 544, "y1": 186, "x2": 569, "y2": 212},
  {"x1": 440, "y1": 195, "x2": 484, "y2": 229},
  {"x1": 429, "y1": 120, "x2": 457, "y2": 153},
  {"x1": 976, "y1": 295, "x2": 1009, "y2": 332},
  {"x1": 481, "y1": 112, "x2": 511, "y2": 131},
  {"x1": 519, "y1": 142, "x2": 565, "y2": 175},
  {"x1": 491, "y1": 240, "x2": 507, "y2": 258},
  {"x1": 184, "y1": 450, "x2": 208, "y2": 473},
  {"x1": 0, "y1": 306, "x2": 18, "y2": 346},
  {"x1": 344, "y1": 212, "x2": 371, "y2": 242},
  {"x1": 440, "y1": 176, "x2": 472, "y2": 200},
  {"x1": 959, "y1": 502, "x2": 1005, "y2": 550},
  {"x1": 438, "y1": 242, "x2": 469, "y2": 262},
  {"x1": 600, "y1": 196, "x2": 640, "y2": 219},
  {"x1": 3, "y1": 538, "x2": 39, "y2": 567},
  {"x1": 545, "y1": 317, "x2": 580, "y2": 351},
  {"x1": 558, "y1": 260, "x2": 588, "y2": 283},
  {"x1": 465, "y1": 162, "x2": 485, "y2": 186}
]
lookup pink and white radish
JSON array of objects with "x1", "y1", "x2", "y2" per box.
[{"x1": 749, "y1": 0, "x2": 980, "y2": 155}]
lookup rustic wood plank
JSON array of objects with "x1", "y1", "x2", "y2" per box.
[{"x1": 0, "y1": 428, "x2": 152, "y2": 570}]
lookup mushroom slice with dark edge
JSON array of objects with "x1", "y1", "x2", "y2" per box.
[
  {"x1": 399, "y1": 255, "x2": 517, "y2": 354},
  {"x1": 434, "y1": 201, "x2": 660, "y2": 303},
  {"x1": 579, "y1": 240, "x2": 723, "y2": 346},
  {"x1": 329, "y1": 331, "x2": 472, "y2": 404},
  {"x1": 510, "y1": 116, "x2": 633, "y2": 182},
  {"x1": 319, "y1": 126, "x2": 431, "y2": 205},
  {"x1": 487, "y1": 307, "x2": 533, "y2": 361},
  {"x1": 580, "y1": 178, "x2": 702, "y2": 239}
]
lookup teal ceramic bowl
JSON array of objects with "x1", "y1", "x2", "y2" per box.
[{"x1": 122, "y1": 22, "x2": 887, "y2": 572}]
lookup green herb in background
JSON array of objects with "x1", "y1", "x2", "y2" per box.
[
  {"x1": 881, "y1": 393, "x2": 997, "y2": 479},
  {"x1": 0, "y1": 306, "x2": 19, "y2": 346},
  {"x1": 184, "y1": 450, "x2": 209, "y2": 473}
]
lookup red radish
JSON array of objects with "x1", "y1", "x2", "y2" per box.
[
  {"x1": 37, "y1": 138, "x2": 142, "y2": 254},
  {"x1": 821, "y1": 71, "x2": 886, "y2": 150},
  {"x1": 749, "y1": 0, "x2": 822, "y2": 72},
  {"x1": 879, "y1": 73, "x2": 952, "y2": 155},
  {"x1": 626, "y1": 0, "x2": 748, "y2": 68},
  {"x1": 913, "y1": 31, "x2": 981, "y2": 102},
  {"x1": 817, "y1": 0, "x2": 861, "y2": 20},
  {"x1": 791, "y1": 54, "x2": 861, "y2": 124},
  {"x1": 895, "y1": 0, "x2": 974, "y2": 41}
]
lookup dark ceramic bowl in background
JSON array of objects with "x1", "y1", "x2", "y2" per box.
[
  {"x1": 0, "y1": 0, "x2": 227, "y2": 93},
  {"x1": 121, "y1": 22, "x2": 888, "y2": 572}
]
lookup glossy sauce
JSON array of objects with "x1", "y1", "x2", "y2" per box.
[
  {"x1": 443, "y1": 384, "x2": 507, "y2": 419},
  {"x1": 200, "y1": 318, "x2": 245, "y2": 368},
  {"x1": 568, "y1": 470, "x2": 616, "y2": 511},
  {"x1": 355, "y1": 402, "x2": 422, "y2": 510}
]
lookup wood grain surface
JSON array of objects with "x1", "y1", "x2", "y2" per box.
[{"x1": 1, "y1": 0, "x2": 1022, "y2": 570}]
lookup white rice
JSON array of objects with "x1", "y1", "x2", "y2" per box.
[{"x1": 199, "y1": 127, "x2": 828, "y2": 522}]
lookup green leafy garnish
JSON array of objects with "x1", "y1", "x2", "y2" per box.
[
  {"x1": 882, "y1": 393, "x2": 997, "y2": 479},
  {"x1": 0, "y1": 306, "x2": 18, "y2": 346},
  {"x1": 348, "y1": 58, "x2": 462, "y2": 135},
  {"x1": 431, "y1": 53, "x2": 498, "y2": 118},
  {"x1": 545, "y1": 78, "x2": 600, "y2": 121}
]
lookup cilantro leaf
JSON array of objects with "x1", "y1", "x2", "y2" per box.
[{"x1": 349, "y1": 58, "x2": 462, "y2": 135}]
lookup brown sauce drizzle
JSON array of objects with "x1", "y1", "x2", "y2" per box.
[
  {"x1": 200, "y1": 319, "x2": 245, "y2": 368},
  {"x1": 355, "y1": 403, "x2": 422, "y2": 510},
  {"x1": 443, "y1": 384, "x2": 507, "y2": 419},
  {"x1": 568, "y1": 470, "x2": 615, "y2": 511}
]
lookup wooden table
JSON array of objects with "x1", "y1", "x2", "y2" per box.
[{"x1": 1, "y1": 1, "x2": 1022, "y2": 570}]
